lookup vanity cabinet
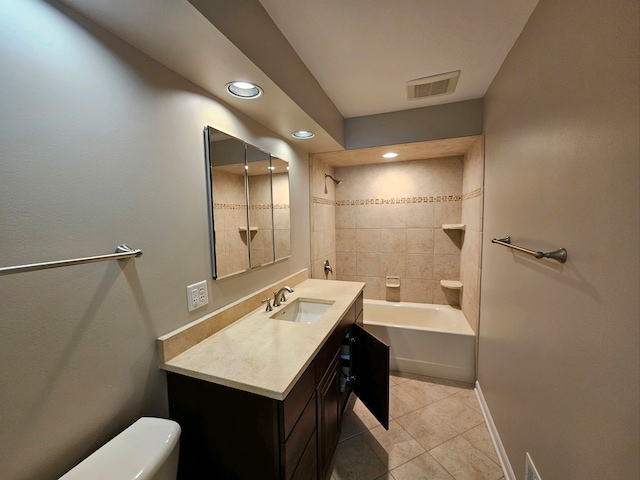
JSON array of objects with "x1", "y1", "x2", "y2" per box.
[
  {"x1": 166, "y1": 291, "x2": 389, "y2": 480},
  {"x1": 317, "y1": 351, "x2": 341, "y2": 479}
]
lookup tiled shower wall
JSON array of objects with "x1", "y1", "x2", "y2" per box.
[
  {"x1": 309, "y1": 139, "x2": 484, "y2": 329},
  {"x1": 460, "y1": 137, "x2": 484, "y2": 333},
  {"x1": 310, "y1": 157, "x2": 337, "y2": 279},
  {"x1": 333, "y1": 157, "x2": 464, "y2": 304}
]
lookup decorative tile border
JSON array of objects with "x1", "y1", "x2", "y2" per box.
[
  {"x1": 214, "y1": 203, "x2": 290, "y2": 210},
  {"x1": 213, "y1": 203, "x2": 246, "y2": 210},
  {"x1": 249, "y1": 204, "x2": 289, "y2": 210},
  {"x1": 313, "y1": 197, "x2": 336, "y2": 206},
  {"x1": 312, "y1": 195, "x2": 463, "y2": 206}
]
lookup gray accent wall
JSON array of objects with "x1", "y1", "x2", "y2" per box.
[
  {"x1": 345, "y1": 99, "x2": 483, "y2": 150},
  {"x1": 479, "y1": 1, "x2": 639, "y2": 479},
  {"x1": 0, "y1": 2, "x2": 310, "y2": 478}
]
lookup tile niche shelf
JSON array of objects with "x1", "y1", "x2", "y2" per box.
[
  {"x1": 442, "y1": 223, "x2": 466, "y2": 231},
  {"x1": 441, "y1": 224, "x2": 464, "y2": 293},
  {"x1": 440, "y1": 280, "x2": 463, "y2": 290},
  {"x1": 238, "y1": 226, "x2": 259, "y2": 233}
]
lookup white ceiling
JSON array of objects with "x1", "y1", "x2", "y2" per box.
[
  {"x1": 259, "y1": 0, "x2": 539, "y2": 118},
  {"x1": 57, "y1": 0, "x2": 539, "y2": 152}
]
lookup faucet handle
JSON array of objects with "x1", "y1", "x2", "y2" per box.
[{"x1": 261, "y1": 298, "x2": 272, "y2": 312}]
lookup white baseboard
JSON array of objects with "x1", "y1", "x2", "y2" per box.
[{"x1": 475, "y1": 381, "x2": 516, "y2": 480}]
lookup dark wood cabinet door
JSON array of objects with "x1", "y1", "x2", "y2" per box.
[
  {"x1": 167, "y1": 372, "x2": 281, "y2": 479},
  {"x1": 352, "y1": 324, "x2": 390, "y2": 430},
  {"x1": 317, "y1": 353, "x2": 341, "y2": 479},
  {"x1": 291, "y1": 434, "x2": 317, "y2": 480}
]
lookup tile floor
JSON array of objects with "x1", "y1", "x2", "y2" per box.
[{"x1": 328, "y1": 371, "x2": 504, "y2": 480}]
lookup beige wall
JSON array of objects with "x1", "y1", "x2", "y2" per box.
[
  {"x1": 479, "y1": 1, "x2": 639, "y2": 479},
  {"x1": 0, "y1": 2, "x2": 310, "y2": 479}
]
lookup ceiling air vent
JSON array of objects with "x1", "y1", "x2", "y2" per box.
[{"x1": 407, "y1": 70, "x2": 460, "y2": 100}]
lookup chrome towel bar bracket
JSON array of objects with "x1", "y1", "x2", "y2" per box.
[
  {"x1": 492, "y1": 236, "x2": 567, "y2": 264},
  {"x1": 0, "y1": 244, "x2": 143, "y2": 275}
]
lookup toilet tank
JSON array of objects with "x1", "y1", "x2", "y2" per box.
[{"x1": 59, "y1": 417, "x2": 181, "y2": 480}]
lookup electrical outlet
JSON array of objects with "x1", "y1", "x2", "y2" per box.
[
  {"x1": 186, "y1": 280, "x2": 209, "y2": 312},
  {"x1": 525, "y1": 452, "x2": 542, "y2": 480}
]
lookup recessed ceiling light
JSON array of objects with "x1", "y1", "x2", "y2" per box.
[
  {"x1": 383, "y1": 152, "x2": 398, "y2": 158},
  {"x1": 291, "y1": 130, "x2": 315, "y2": 139},
  {"x1": 226, "y1": 81, "x2": 263, "y2": 99}
]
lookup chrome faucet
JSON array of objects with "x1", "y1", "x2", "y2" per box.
[{"x1": 273, "y1": 286, "x2": 293, "y2": 307}]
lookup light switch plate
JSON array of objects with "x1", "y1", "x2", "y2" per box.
[{"x1": 186, "y1": 280, "x2": 208, "y2": 312}]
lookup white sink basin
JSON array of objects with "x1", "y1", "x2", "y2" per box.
[{"x1": 271, "y1": 298, "x2": 334, "y2": 324}]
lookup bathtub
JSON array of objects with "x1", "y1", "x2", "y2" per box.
[{"x1": 363, "y1": 299, "x2": 476, "y2": 383}]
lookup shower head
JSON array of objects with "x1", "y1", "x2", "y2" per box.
[{"x1": 324, "y1": 173, "x2": 341, "y2": 185}]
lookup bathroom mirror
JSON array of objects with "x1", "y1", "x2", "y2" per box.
[
  {"x1": 205, "y1": 126, "x2": 291, "y2": 279},
  {"x1": 206, "y1": 127, "x2": 250, "y2": 278},
  {"x1": 245, "y1": 144, "x2": 275, "y2": 268},
  {"x1": 271, "y1": 157, "x2": 291, "y2": 261}
]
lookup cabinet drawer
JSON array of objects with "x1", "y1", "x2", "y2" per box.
[
  {"x1": 290, "y1": 433, "x2": 317, "y2": 480},
  {"x1": 279, "y1": 363, "x2": 315, "y2": 442},
  {"x1": 280, "y1": 392, "x2": 317, "y2": 480}
]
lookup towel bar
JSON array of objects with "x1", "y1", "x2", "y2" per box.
[
  {"x1": 0, "y1": 244, "x2": 143, "y2": 275},
  {"x1": 492, "y1": 236, "x2": 567, "y2": 263}
]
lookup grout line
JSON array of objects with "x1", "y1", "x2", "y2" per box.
[
  {"x1": 336, "y1": 375, "x2": 504, "y2": 480},
  {"x1": 388, "y1": 380, "x2": 478, "y2": 479}
]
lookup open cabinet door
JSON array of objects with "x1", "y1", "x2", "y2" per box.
[{"x1": 352, "y1": 324, "x2": 389, "y2": 430}]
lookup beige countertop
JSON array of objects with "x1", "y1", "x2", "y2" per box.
[{"x1": 159, "y1": 278, "x2": 365, "y2": 401}]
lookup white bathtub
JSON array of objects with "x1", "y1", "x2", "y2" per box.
[{"x1": 363, "y1": 299, "x2": 476, "y2": 383}]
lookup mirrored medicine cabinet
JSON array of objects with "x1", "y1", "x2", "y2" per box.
[{"x1": 204, "y1": 126, "x2": 291, "y2": 279}]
